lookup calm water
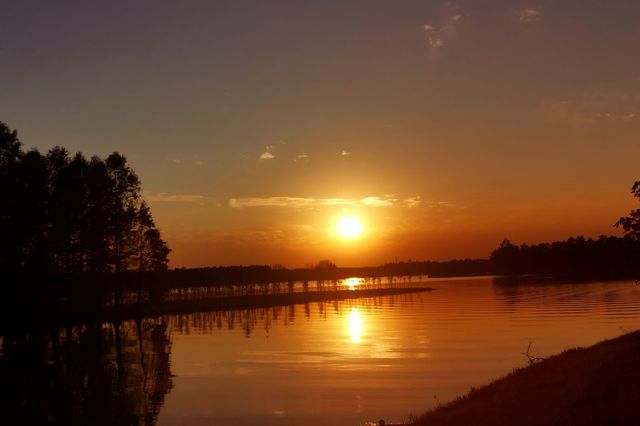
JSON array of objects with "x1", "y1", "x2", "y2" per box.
[{"x1": 2, "y1": 277, "x2": 640, "y2": 425}]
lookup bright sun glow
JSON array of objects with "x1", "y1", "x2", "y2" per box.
[
  {"x1": 336, "y1": 215, "x2": 364, "y2": 239},
  {"x1": 343, "y1": 277, "x2": 364, "y2": 290}
]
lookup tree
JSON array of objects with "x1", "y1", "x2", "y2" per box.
[
  {"x1": 489, "y1": 239, "x2": 520, "y2": 275},
  {"x1": 135, "y1": 202, "x2": 171, "y2": 272},
  {"x1": 616, "y1": 180, "x2": 640, "y2": 240},
  {"x1": 46, "y1": 148, "x2": 88, "y2": 272},
  {"x1": 0, "y1": 121, "x2": 170, "y2": 273},
  {"x1": 105, "y1": 153, "x2": 141, "y2": 273},
  {"x1": 0, "y1": 122, "x2": 24, "y2": 271}
]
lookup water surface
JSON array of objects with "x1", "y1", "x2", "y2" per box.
[
  {"x1": 3, "y1": 277, "x2": 640, "y2": 425},
  {"x1": 158, "y1": 277, "x2": 640, "y2": 425}
]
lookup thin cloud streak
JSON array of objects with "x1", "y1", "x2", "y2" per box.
[
  {"x1": 540, "y1": 92, "x2": 640, "y2": 128},
  {"x1": 146, "y1": 192, "x2": 207, "y2": 204},
  {"x1": 516, "y1": 9, "x2": 541, "y2": 22},
  {"x1": 229, "y1": 195, "x2": 418, "y2": 209}
]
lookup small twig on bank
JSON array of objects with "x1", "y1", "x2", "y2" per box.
[
  {"x1": 433, "y1": 395, "x2": 441, "y2": 408},
  {"x1": 522, "y1": 339, "x2": 547, "y2": 365}
]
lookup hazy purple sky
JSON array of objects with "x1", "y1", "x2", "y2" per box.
[{"x1": 2, "y1": 0, "x2": 639, "y2": 267}]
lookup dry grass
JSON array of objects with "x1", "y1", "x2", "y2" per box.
[{"x1": 411, "y1": 331, "x2": 640, "y2": 426}]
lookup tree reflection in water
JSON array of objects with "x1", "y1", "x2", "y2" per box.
[
  {"x1": 0, "y1": 294, "x2": 415, "y2": 424},
  {"x1": 0, "y1": 319, "x2": 173, "y2": 426}
]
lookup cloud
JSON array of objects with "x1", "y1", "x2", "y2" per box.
[
  {"x1": 429, "y1": 37, "x2": 444, "y2": 49},
  {"x1": 259, "y1": 151, "x2": 275, "y2": 160},
  {"x1": 194, "y1": 160, "x2": 203, "y2": 167},
  {"x1": 404, "y1": 196, "x2": 422, "y2": 208},
  {"x1": 539, "y1": 92, "x2": 640, "y2": 128},
  {"x1": 146, "y1": 192, "x2": 206, "y2": 204},
  {"x1": 259, "y1": 145, "x2": 276, "y2": 161},
  {"x1": 340, "y1": 150, "x2": 352, "y2": 156},
  {"x1": 594, "y1": 112, "x2": 639, "y2": 121},
  {"x1": 229, "y1": 195, "x2": 410, "y2": 210},
  {"x1": 294, "y1": 154, "x2": 310, "y2": 163},
  {"x1": 361, "y1": 196, "x2": 398, "y2": 207},
  {"x1": 516, "y1": 9, "x2": 541, "y2": 22},
  {"x1": 422, "y1": 12, "x2": 466, "y2": 50}
]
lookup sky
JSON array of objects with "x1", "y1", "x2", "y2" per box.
[{"x1": 1, "y1": 0, "x2": 639, "y2": 268}]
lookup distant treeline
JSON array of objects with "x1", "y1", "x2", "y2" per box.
[
  {"x1": 489, "y1": 179, "x2": 640, "y2": 278},
  {"x1": 490, "y1": 236, "x2": 640, "y2": 278},
  {"x1": 165, "y1": 258, "x2": 492, "y2": 286},
  {"x1": 0, "y1": 121, "x2": 169, "y2": 273}
]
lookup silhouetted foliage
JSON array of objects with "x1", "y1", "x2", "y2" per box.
[
  {"x1": 0, "y1": 121, "x2": 170, "y2": 273},
  {"x1": 314, "y1": 259, "x2": 337, "y2": 269},
  {"x1": 490, "y1": 236, "x2": 640, "y2": 278},
  {"x1": 616, "y1": 180, "x2": 640, "y2": 240}
]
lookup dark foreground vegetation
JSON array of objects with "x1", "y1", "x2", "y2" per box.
[
  {"x1": 0, "y1": 121, "x2": 169, "y2": 274},
  {"x1": 411, "y1": 331, "x2": 640, "y2": 426}
]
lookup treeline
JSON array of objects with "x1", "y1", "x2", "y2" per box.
[
  {"x1": 0, "y1": 121, "x2": 169, "y2": 273},
  {"x1": 490, "y1": 179, "x2": 640, "y2": 278},
  {"x1": 162, "y1": 258, "x2": 491, "y2": 288},
  {"x1": 490, "y1": 236, "x2": 640, "y2": 278}
]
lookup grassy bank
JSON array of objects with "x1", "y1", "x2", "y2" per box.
[{"x1": 411, "y1": 331, "x2": 640, "y2": 426}]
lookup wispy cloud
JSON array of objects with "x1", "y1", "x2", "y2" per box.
[
  {"x1": 167, "y1": 156, "x2": 204, "y2": 167},
  {"x1": 539, "y1": 92, "x2": 640, "y2": 128},
  {"x1": 259, "y1": 151, "x2": 275, "y2": 160},
  {"x1": 516, "y1": 9, "x2": 541, "y2": 22},
  {"x1": 429, "y1": 37, "x2": 444, "y2": 49},
  {"x1": 404, "y1": 196, "x2": 422, "y2": 208},
  {"x1": 146, "y1": 192, "x2": 206, "y2": 204},
  {"x1": 229, "y1": 195, "x2": 411, "y2": 210},
  {"x1": 340, "y1": 150, "x2": 352, "y2": 156},
  {"x1": 259, "y1": 145, "x2": 276, "y2": 161},
  {"x1": 361, "y1": 196, "x2": 397, "y2": 207},
  {"x1": 422, "y1": 12, "x2": 467, "y2": 50}
]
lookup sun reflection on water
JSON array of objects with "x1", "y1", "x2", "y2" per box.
[
  {"x1": 343, "y1": 277, "x2": 365, "y2": 290},
  {"x1": 348, "y1": 307, "x2": 363, "y2": 343}
]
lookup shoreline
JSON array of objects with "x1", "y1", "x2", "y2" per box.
[{"x1": 408, "y1": 330, "x2": 640, "y2": 426}]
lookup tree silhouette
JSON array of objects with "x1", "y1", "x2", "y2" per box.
[
  {"x1": 616, "y1": 180, "x2": 640, "y2": 240},
  {"x1": 489, "y1": 235, "x2": 640, "y2": 278},
  {"x1": 0, "y1": 121, "x2": 170, "y2": 274}
]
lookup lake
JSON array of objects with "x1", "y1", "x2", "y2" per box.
[{"x1": 2, "y1": 276, "x2": 640, "y2": 425}]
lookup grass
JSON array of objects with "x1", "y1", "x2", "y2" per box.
[{"x1": 410, "y1": 331, "x2": 640, "y2": 426}]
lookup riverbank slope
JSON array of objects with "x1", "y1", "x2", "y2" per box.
[{"x1": 412, "y1": 330, "x2": 640, "y2": 426}]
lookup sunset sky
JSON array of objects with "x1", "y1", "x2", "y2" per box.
[{"x1": 1, "y1": 1, "x2": 639, "y2": 267}]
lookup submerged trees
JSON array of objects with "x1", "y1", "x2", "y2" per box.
[{"x1": 0, "y1": 121, "x2": 170, "y2": 273}]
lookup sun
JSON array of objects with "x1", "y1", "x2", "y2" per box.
[{"x1": 336, "y1": 215, "x2": 364, "y2": 239}]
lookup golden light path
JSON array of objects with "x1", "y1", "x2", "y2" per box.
[
  {"x1": 348, "y1": 307, "x2": 363, "y2": 344},
  {"x1": 336, "y1": 215, "x2": 364, "y2": 239}
]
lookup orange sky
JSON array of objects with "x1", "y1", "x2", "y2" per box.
[{"x1": 1, "y1": 1, "x2": 638, "y2": 267}]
